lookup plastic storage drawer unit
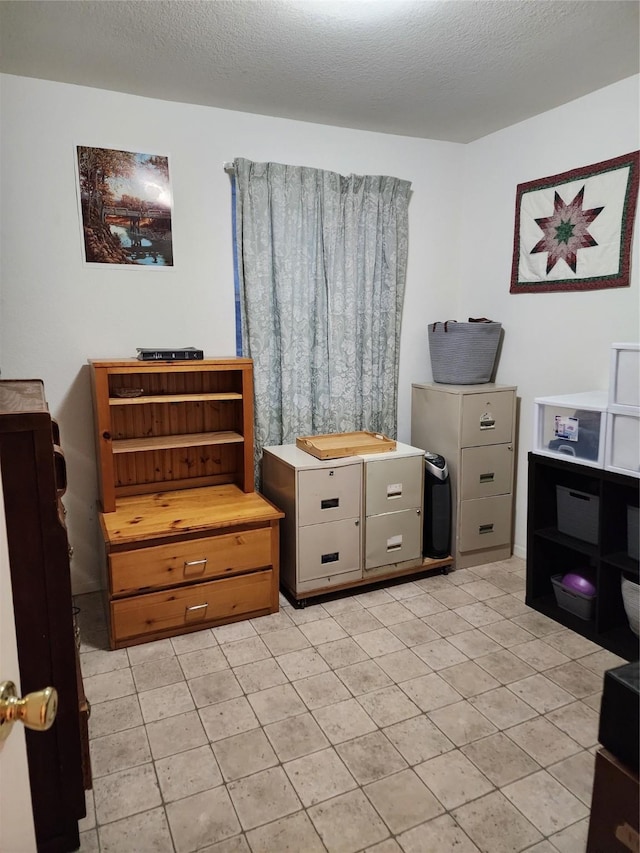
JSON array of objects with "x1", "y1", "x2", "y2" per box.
[
  {"x1": 605, "y1": 409, "x2": 640, "y2": 478},
  {"x1": 534, "y1": 390, "x2": 607, "y2": 468},
  {"x1": 556, "y1": 485, "x2": 599, "y2": 544},
  {"x1": 609, "y1": 343, "x2": 640, "y2": 409}
]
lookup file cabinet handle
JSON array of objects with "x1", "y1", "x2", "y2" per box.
[
  {"x1": 321, "y1": 497, "x2": 339, "y2": 510},
  {"x1": 321, "y1": 552, "x2": 339, "y2": 564},
  {"x1": 479, "y1": 523, "x2": 494, "y2": 535},
  {"x1": 479, "y1": 472, "x2": 495, "y2": 483},
  {"x1": 387, "y1": 535, "x2": 403, "y2": 552}
]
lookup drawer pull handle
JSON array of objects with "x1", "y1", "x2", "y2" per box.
[
  {"x1": 479, "y1": 472, "x2": 495, "y2": 483},
  {"x1": 480, "y1": 417, "x2": 496, "y2": 430},
  {"x1": 184, "y1": 558, "x2": 208, "y2": 577},
  {"x1": 185, "y1": 603, "x2": 208, "y2": 622},
  {"x1": 387, "y1": 535, "x2": 403, "y2": 552},
  {"x1": 479, "y1": 524, "x2": 494, "y2": 535},
  {"x1": 54, "y1": 446, "x2": 67, "y2": 495},
  {"x1": 387, "y1": 483, "x2": 403, "y2": 498},
  {"x1": 568, "y1": 491, "x2": 591, "y2": 501},
  {"x1": 321, "y1": 552, "x2": 339, "y2": 564},
  {"x1": 321, "y1": 498, "x2": 339, "y2": 510}
]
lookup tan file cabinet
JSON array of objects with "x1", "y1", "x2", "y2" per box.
[
  {"x1": 262, "y1": 445, "x2": 363, "y2": 598},
  {"x1": 360, "y1": 445, "x2": 424, "y2": 577},
  {"x1": 411, "y1": 383, "x2": 517, "y2": 569},
  {"x1": 262, "y1": 442, "x2": 428, "y2": 603}
]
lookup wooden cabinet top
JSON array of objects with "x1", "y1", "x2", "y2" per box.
[
  {"x1": 100, "y1": 484, "x2": 283, "y2": 548},
  {"x1": 0, "y1": 379, "x2": 47, "y2": 416},
  {"x1": 89, "y1": 357, "x2": 253, "y2": 371}
]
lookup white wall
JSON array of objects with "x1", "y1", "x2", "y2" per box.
[
  {"x1": 0, "y1": 74, "x2": 463, "y2": 593},
  {"x1": 1, "y1": 73, "x2": 637, "y2": 591},
  {"x1": 459, "y1": 75, "x2": 640, "y2": 557}
]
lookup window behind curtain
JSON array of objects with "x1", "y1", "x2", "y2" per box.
[{"x1": 232, "y1": 157, "x2": 411, "y2": 484}]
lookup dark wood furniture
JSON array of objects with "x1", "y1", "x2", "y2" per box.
[
  {"x1": 0, "y1": 380, "x2": 88, "y2": 853},
  {"x1": 526, "y1": 452, "x2": 639, "y2": 661},
  {"x1": 587, "y1": 748, "x2": 639, "y2": 853}
]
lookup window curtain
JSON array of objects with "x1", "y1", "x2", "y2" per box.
[{"x1": 233, "y1": 157, "x2": 411, "y2": 481}]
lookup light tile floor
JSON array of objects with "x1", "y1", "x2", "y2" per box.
[{"x1": 74, "y1": 557, "x2": 626, "y2": 853}]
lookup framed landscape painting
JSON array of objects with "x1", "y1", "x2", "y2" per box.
[
  {"x1": 75, "y1": 145, "x2": 174, "y2": 267},
  {"x1": 510, "y1": 151, "x2": 639, "y2": 294}
]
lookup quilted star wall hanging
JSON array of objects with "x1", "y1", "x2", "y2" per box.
[{"x1": 510, "y1": 151, "x2": 639, "y2": 294}]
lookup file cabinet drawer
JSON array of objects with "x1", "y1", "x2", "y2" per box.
[
  {"x1": 109, "y1": 526, "x2": 273, "y2": 595},
  {"x1": 297, "y1": 462, "x2": 361, "y2": 526},
  {"x1": 460, "y1": 443, "x2": 514, "y2": 500},
  {"x1": 459, "y1": 495, "x2": 512, "y2": 552},
  {"x1": 365, "y1": 455, "x2": 423, "y2": 517},
  {"x1": 460, "y1": 391, "x2": 515, "y2": 447},
  {"x1": 364, "y1": 509, "x2": 421, "y2": 571},
  {"x1": 298, "y1": 518, "x2": 361, "y2": 582},
  {"x1": 111, "y1": 570, "x2": 273, "y2": 644}
]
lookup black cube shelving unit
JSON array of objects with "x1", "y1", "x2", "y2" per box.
[{"x1": 527, "y1": 452, "x2": 639, "y2": 661}]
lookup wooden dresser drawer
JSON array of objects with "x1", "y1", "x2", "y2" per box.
[
  {"x1": 111, "y1": 569, "x2": 273, "y2": 645},
  {"x1": 109, "y1": 526, "x2": 273, "y2": 595}
]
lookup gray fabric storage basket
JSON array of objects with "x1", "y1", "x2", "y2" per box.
[{"x1": 428, "y1": 320, "x2": 502, "y2": 384}]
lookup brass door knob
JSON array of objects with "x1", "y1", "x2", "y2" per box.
[{"x1": 0, "y1": 681, "x2": 58, "y2": 743}]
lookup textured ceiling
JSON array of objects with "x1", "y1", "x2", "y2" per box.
[{"x1": 0, "y1": 0, "x2": 638, "y2": 143}]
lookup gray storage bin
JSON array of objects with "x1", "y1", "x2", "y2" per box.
[
  {"x1": 628, "y1": 506, "x2": 639, "y2": 561},
  {"x1": 428, "y1": 320, "x2": 501, "y2": 384},
  {"x1": 556, "y1": 485, "x2": 599, "y2": 545},
  {"x1": 551, "y1": 575, "x2": 596, "y2": 621}
]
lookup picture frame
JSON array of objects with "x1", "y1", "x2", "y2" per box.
[
  {"x1": 75, "y1": 145, "x2": 174, "y2": 268},
  {"x1": 510, "y1": 151, "x2": 639, "y2": 294}
]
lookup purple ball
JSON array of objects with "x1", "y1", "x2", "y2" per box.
[{"x1": 562, "y1": 572, "x2": 596, "y2": 597}]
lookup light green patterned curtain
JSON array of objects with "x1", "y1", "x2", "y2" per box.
[{"x1": 233, "y1": 157, "x2": 411, "y2": 481}]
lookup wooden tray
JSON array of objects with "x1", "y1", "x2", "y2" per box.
[{"x1": 296, "y1": 431, "x2": 396, "y2": 459}]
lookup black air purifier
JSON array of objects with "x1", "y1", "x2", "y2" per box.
[{"x1": 422, "y1": 452, "x2": 451, "y2": 559}]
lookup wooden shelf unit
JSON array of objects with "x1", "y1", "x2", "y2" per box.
[
  {"x1": 89, "y1": 358, "x2": 283, "y2": 649},
  {"x1": 89, "y1": 358, "x2": 255, "y2": 512}
]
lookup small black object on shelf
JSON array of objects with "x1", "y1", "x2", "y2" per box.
[{"x1": 136, "y1": 347, "x2": 204, "y2": 361}]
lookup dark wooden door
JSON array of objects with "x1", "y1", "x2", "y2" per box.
[{"x1": 0, "y1": 380, "x2": 85, "y2": 853}]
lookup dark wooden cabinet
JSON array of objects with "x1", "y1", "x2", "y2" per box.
[
  {"x1": 526, "y1": 452, "x2": 639, "y2": 661},
  {"x1": 0, "y1": 380, "x2": 87, "y2": 853}
]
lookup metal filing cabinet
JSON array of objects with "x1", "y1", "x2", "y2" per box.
[
  {"x1": 360, "y1": 443, "x2": 424, "y2": 579},
  {"x1": 261, "y1": 445, "x2": 363, "y2": 597},
  {"x1": 411, "y1": 383, "x2": 517, "y2": 569},
  {"x1": 262, "y1": 441, "x2": 427, "y2": 602}
]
